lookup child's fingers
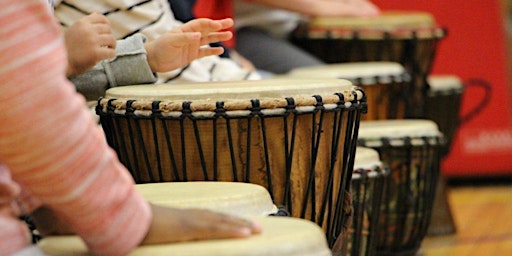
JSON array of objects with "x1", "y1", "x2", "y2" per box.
[
  {"x1": 93, "y1": 23, "x2": 113, "y2": 35},
  {"x1": 179, "y1": 18, "x2": 234, "y2": 34},
  {"x1": 98, "y1": 34, "x2": 117, "y2": 49},
  {"x1": 197, "y1": 47, "x2": 225, "y2": 58},
  {"x1": 199, "y1": 31, "x2": 233, "y2": 45}
]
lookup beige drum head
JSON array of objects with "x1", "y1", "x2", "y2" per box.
[
  {"x1": 310, "y1": 11, "x2": 435, "y2": 30},
  {"x1": 103, "y1": 78, "x2": 354, "y2": 102},
  {"x1": 354, "y1": 147, "x2": 383, "y2": 170},
  {"x1": 288, "y1": 62, "x2": 408, "y2": 85},
  {"x1": 306, "y1": 11, "x2": 444, "y2": 40},
  {"x1": 428, "y1": 75, "x2": 464, "y2": 94},
  {"x1": 135, "y1": 182, "x2": 277, "y2": 217},
  {"x1": 38, "y1": 217, "x2": 332, "y2": 256},
  {"x1": 358, "y1": 119, "x2": 442, "y2": 146}
]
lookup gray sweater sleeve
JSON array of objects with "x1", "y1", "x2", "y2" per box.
[{"x1": 71, "y1": 34, "x2": 157, "y2": 101}]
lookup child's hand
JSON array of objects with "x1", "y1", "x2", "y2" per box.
[
  {"x1": 144, "y1": 18, "x2": 234, "y2": 73},
  {"x1": 64, "y1": 13, "x2": 116, "y2": 77}
]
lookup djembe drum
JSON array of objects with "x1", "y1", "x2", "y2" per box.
[
  {"x1": 287, "y1": 61, "x2": 409, "y2": 120},
  {"x1": 135, "y1": 182, "x2": 278, "y2": 217},
  {"x1": 425, "y1": 75, "x2": 491, "y2": 236},
  {"x1": 96, "y1": 78, "x2": 366, "y2": 247},
  {"x1": 290, "y1": 11, "x2": 446, "y2": 118},
  {"x1": 357, "y1": 120, "x2": 444, "y2": 256},
  {"x1": 38, "y1": 217, "x2": 332, "y2": 256},
  {"x1": 340, "y1": 147, "x2": 389, "y2": 256}
]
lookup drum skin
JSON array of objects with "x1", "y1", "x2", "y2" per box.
[{"x1": 38, "y1": 217, "x2": 332, "y2": 256}]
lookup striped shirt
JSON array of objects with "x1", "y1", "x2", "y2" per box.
[
  {"x1": 55, "y1": 0, "x2": 177, "y2": 41},
  {"x1": 54, "y1": 0, "x2": 260, "y2": 83},
  {"x1": 0, "y1": 1, "x2": 151, "y2": 255}
]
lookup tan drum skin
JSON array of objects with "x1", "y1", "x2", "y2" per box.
[
  {"x1": 134, "y1": 182, "x2": 277, "y2": 217},
  {"x1": 38, "y1": 217, "x2": 332, "y2": 256}
]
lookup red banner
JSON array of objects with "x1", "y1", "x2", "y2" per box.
[{"x1": 372, "y1": 0, "x2": 512, "y2": 176}]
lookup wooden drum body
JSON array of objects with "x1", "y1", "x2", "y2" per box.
[
  {"x1": 96, "y1": 79, "x2": 366, "y2": 246},
  {"x1": 356, "y1": 120, "x2": 444, "y2": 256},
  {"x1": 38, "y1": 217, "x2": 332, "y2": 256},
  {"x1": 291, "y1": 11, "x2": 446, "y2": 118},
  {"x1": 288, "y1": 62, "x2": 409, "y2": 120}
]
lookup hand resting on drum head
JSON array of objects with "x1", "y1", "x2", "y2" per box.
[{"x1": 31, "y1": 203, "x2": 262, "y2": 245}]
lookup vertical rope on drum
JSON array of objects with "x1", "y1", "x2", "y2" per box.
[
  {"x1": 244, "y1": 101, "x2": 256, "y2": 184},
  {"x1": 133, "y1": 116, "x2": 156, "y2": 182},
  {"x1": 151, "y1": 101, "x2": 164, "y2": 181},
  {"x1": 354, "y1": 170, "x2": 369, "y2": 256},
  {"x1": 419, "y1": 137, "x2": 441, "y2": 248},
  {"x1": 188, "y1": 105, "x2": 210, "y2": 181},
  {"x1": 301, "y1": 95, "x2": 325, "y2": 222},
  {"x1": 332, "y1": 101, "x2": 359, "y2": 245},
  {"x1": 179, "y1": 103, "x2": 189, "y2": 181},
  {"x1": 161, "y1": 117, "x2": 180, "y2": 181},
  {"x1": 125, "y1": 100, "x2": 143, "y2": 183},
  {"x1": 225, "y1": 117, "x2": 239, "y2": 182},
  {"x1": 319, "y1": 92, "x2": 345, "y2": 234},
  {"x1": 368, "y1": 167, "x2": 386, "y2": 255},
  {"x1": 283, "y1": 97, "x2": 298, "y2": 215},
  {"x1": 258, "y1": 110, "x2": 274, "y2": 201},
  {"x1": 381, "y1": 32, "x2": 392, "y2": 61},
  {"x1": 212, "y1": 102, "x2": 225, "y2": 181},
  {"x1": 392, "y1": 137, "x2": 412, "y2": 250},
  {"x1": 407, "y1": 139, "x2": 426, "y2": 248}
]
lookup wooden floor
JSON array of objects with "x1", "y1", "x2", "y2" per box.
[{"x1": 418, "y1": 179, "x2": 512, "y2": 255}]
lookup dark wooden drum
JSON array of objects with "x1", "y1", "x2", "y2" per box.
[
  {"x1": 96, "y1": 78, "x2": 366, "y2": 247},
  {"x1": 340, "y1": 147, "x2": 389, "y2": 256},
  {"x1": 290, "y1": 11, "x2": 446, "y2": 118},
  {"x1": 356, "y1": 120, "x2": 445, "y2": 256},
  {"x1": 287, "y1": 61, "x2": 409, "y2": 120}
]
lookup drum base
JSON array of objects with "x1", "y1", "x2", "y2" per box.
[{"x1": 427, "y1": 175, "x2": 457, "y2": 236}]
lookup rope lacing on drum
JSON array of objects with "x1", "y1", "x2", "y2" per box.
[{"x1": 183, "y1": 101, "x2": 210, "y2": 181}]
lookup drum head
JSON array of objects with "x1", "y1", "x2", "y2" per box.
[
  {"x1": 354, "y1": 147, "x2": 383, "y2": 171},
  {"x1": 358, "y1": 119, "x2": 441, "y2": 141},
  {"x1": 104, "y1": 78, "x2": 354, "y2": 102},
  {"x1": 135, "y1": 182, "x2": 277, "y2": 217},
  {"x1": 428, "y1": 75, "x2": 464, "y2": 93},
  {"x1": 310, "y1": 11, "x2": 435, "y2": 30},
  {"x1": 38, "y1": 217, "x2": 332, "y2": 256},
  {"x1": 288, "y1": 62, "x2": 408, "y2": 85}
]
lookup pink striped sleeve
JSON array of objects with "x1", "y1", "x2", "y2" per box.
[{"x1": 0, "y1": 1, "x2": 151, "y2": 255}]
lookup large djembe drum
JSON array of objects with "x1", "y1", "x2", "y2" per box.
[
  {"x1": 38, "y1": 217, "x2": 332, "y2": 256},
  {"x1": 96, "y1": 79, "x2": 365, "y2": 247},
  {"x1": 357, "y1": 120, "x2": 444, "y2": 256},
  {"x1": 290, "y1": 11, "x2": 446, "y2": 118},
  {"x1": 287, "y1": 61, "x2": 409, "y2": 120}
]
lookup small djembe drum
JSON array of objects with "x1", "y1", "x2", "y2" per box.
[
  {"x1": 290, "y1": 11, "x2": 446, "y2": 118},
  {"x1": 356, "y1": 119, "x2": 444, "y2": 256},
  {"x1": 134, "y1": 182, "x2": 279, "y2": 217},
  {"x1": 96, "y1": 79, "x2": 366, "y2": 247},
  {"x1": 339, "y1": 147, "x2": 389, "y2": 256},
  {"x1": 287, "y1": 61, "x2": 409, "y2": 120},
  {"x1": 38, "y1": 217, "x2": 332, "y2": 256}
]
